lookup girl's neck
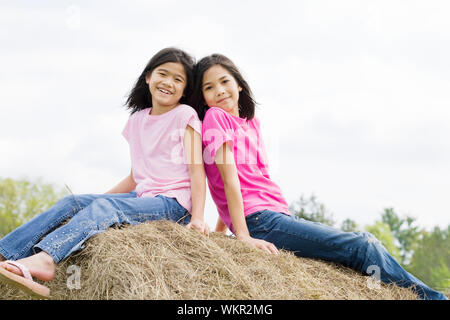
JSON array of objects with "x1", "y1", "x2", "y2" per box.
[
  {"x1": 224, "y1": 104, "x2": 239, "y2": 118},
  {"x1": 150, "y1": 102, "x2": 179, "y2": 116},
  {"x1": 230, "y1": 108, "x2": 239, "y2": 118}
]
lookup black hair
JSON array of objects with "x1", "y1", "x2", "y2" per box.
[
  {"x1": 125, "y1": 47, "x2": 195, "y2": 114},
  {"x1": 190, "y1": 54, "x2": 257, "y2": 121}
]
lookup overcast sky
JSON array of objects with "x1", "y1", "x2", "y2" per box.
[{"x1": 1, "y1": 0, "x2": 449, "y2": 231}]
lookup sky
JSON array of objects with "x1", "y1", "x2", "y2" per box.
[{"x1": 1, "y1": 0, "x2": 449, "y2": 231}]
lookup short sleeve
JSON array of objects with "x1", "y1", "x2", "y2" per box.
[
  {"x1": 184, "y1": 107, "x2": 202, "y2": 135},
  {"x1": 202, "y1": 108, "x2": 235, "y2": 165},
  {"x1": 122, "y1": 116, "x2": 132, "y2": 142}
]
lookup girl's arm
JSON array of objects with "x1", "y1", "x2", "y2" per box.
[
  {"x1": 184, "y1": 125, "x2": 209, "y2": 236},
  {"x1": 215, "y1": 216, "x2": 228, "y2": 233},
  {"x1": 215, "y1": 142, "x2": 278, "y2": 254},
  {"x1": 105, "y1": 169, "x2": 137, "y2": 194}
]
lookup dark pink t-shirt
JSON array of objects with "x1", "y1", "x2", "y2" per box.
[{"x1": 202, "y1": 107, "x2": 290, "y2": 233}]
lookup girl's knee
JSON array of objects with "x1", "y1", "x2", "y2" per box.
[
  {"x1": 59, "y1": 194, "x2": 74, "y2": 205},
  {"x1": 89, "y1": 198, "x2": 125, "y2": 222},
  {"x1": 359, "y1": 231, "x2": 382, "y2": 245},
  {"x1": 356, "y1": 232, "x2": 385, "y2": 260},
  {"x1": 91, "y1": 197, "x2": 115, "y2": 209},
  {"x1": 55, "y1": 195, "x2": 79, "y2": 214}
]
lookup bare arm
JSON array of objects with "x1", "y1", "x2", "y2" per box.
[
  {"x1": 215, "y1": 142, "x2": 278, "y2": 254},
  {"x1": 184, "y1": 125, "x2": 209, "y2": 235},
  {"x1": 105, "y1": 169, "x2": 137, "y2": 194}
]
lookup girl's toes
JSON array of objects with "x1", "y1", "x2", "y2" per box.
[{"x1": 1, "y1": 262, "x2": 23, "y2": 276}]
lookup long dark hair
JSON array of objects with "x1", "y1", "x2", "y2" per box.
[
  {"x1": 190, "y1": 54, "x2": 257, "y2": 121},
  {"x1": 125, "y1": 47, "x2": 195, "y2": 114}
]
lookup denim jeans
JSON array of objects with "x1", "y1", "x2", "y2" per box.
[
  {"x1": 0, "y1": 192, "x2": 190, "y2": 263},
  {"x1": 246, "y1": 210, "x2": 448, "y2": 300}
]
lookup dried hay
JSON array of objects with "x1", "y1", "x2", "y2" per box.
[{"x1": 0, "y1": 220, "x2": 419, "y2": 300}]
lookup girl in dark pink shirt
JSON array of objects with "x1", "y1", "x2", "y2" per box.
[{"x1": 190, "y1": 53, "x2": 447, "y2": 300}]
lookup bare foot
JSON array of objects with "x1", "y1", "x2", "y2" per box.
[{"x1": 0, "y1": 252, "x2": 56, "y2": 282}]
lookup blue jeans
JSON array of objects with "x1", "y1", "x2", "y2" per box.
[
  {"x1": 246, "y1": 210, "x2": 448, "y2": 300},
  {"x1": 0, "y1": 192, "x2": 190, "y2": 263}
]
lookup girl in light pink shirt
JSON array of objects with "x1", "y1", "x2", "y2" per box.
[
  {"x1": 191, "y1": 54, "x2": 447, "y2": 300},
  {"x1": 0, "y1": 47, "x2": 208, "y2": 299}
]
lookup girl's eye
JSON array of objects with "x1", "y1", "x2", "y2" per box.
[
  {"x1": 222, "y1": 80, "x2": 229, "y2": 84},
  {"x1": 175, "y1": 78, "x2": 183, "y2": 82},
  {"x1": 204, "y1": 86, "x2": 212, "y2": 91}
]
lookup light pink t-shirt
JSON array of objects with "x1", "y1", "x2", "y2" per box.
[
  {"x1": 202, "y1": 107, "x2": 290, "y2": 233},
  {"x1": 122, "y1": 104, "x2": 201, "y2": 212}
]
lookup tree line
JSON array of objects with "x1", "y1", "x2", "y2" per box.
[
  {"x1": 1, "y1": 177, "x2": 448, "y2": 294},
  {"x1": 290, "y1": 194, "x2": 449, "y2": 294}
]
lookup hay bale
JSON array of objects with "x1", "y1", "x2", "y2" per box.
[{"x1": 0, "y1": 220, "x2": 419, "y2": 300}]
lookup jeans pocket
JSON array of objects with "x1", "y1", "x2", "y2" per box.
[
  {"x1": 246, "y1": 210, "x2": 272, "y2": 235},
  {"x1": 176, "y1": 212, "x2": 191, "y2": 225}
]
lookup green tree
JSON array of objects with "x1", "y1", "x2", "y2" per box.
[
  {"x1": 381, "y1": 208, "x2": 421, "y2": 266},
  {"x1": 341, "y1": 218, "x2": 360, "y2": 232},
  {"x1": 289, "y1": 194, "x2": 335, "y2": 227},
  {"x1": 364, "y1": 221, "x2": 401, "y2": 262},
  {"x1": 407, "y1": 226, "x2": 450, "y2": 292},
  {"x1": 0, "y1": 177, "x2": 68, "y2": 237}
]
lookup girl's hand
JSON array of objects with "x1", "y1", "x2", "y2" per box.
[
  {"x1": 186, "y1": 218, "x2": 210, "y2": 237},
  {"x1": 237, "y1": 235, "x2": 279, "y2": 255}
]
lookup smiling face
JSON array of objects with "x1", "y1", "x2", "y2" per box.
[
  {"x1": 202, "y1": 64, "x2": 242, "y2": 117},
  {"x1": 146, "y1": 62, "x2": 187, "y2": 112}
]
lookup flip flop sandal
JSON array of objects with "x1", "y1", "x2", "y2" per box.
[{"x1": 0, "y1": 260, "x2": 50, "y2": 299}]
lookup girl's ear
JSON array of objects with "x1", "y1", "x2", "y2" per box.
[
  {"x1": 238, "y1": 86, "x2": 243, "y2": 92},
  {"x1": 145, "y1": 74, "x2": 150, "y2": 84}
]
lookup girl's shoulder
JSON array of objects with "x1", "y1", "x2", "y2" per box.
[
  {"x1": 204, "y1": 106, "x2": 228, "y2": 118},
  {"x1": 204, "y1": 107, "x2": 259, "y2": 126},
  {"x1": 157, "y1": 103, "x2": 198, "y2": 120},
  {"x1": 175, "y1": 104, "x2": 199, "y2": 117},
  {"x1": 173, "y1": 105, "x2": 201, "y2": 127},
  {"x1": 128, "y1": 108, "x2": 150, "y2": 120},
  {"x1": 203, "y1": 107, "x2": 232, "y2": 127},
  {"x1": 203, "y1": 107, "x2": 236, "y2": 125}
]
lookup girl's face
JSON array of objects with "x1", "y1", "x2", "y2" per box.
[
  {"x1": 146, "y1": 62, "x2": 187, "y2": 110},
  {"x1": 202, "y1": 64, "x2": 242, "y2": 117}
]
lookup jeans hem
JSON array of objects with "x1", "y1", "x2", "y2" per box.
[
  {"x1": 0, "y1": 245, "x2": 10, "y2": 260},
  {"x1": 33, "y1": 244, "x2": 61, "y2": 264}
]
